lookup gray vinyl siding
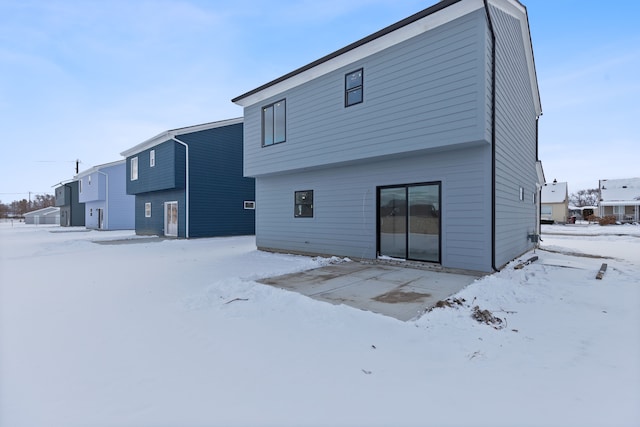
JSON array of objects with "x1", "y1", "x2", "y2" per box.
[
  {"x1": 489, "y1": 5, "x2": 539, "y2": 267},
  {"x1": 54, "y1": 181, "x2": 85, "y2": 226},
  {"x1": 256, "y1": 145, "x2": 493, "y2": 272},
  {"x1": 244, "y1": 10, "x2": 491, "y2": 178}
]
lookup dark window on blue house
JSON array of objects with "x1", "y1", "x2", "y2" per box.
[
  {"x1": 294, "y1": 190, "x2": 313, "y2": 218},
  {"x1": 262, "y1": 99, "x2": 286, "y2": 146},
  {"x1": 345, "y1": 69, "x2": 363, "y2": 107}
]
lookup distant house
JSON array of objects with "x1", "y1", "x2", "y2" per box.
[
  {"x1": 120, "y1": 118, "x2": 255, "y2": 238},
  {"x1": 541, "y1": 180, "x2": 568, "y2": 224},
  {"x1": 76, "y1": 160, "x2": 135, "y2": 230},
  {"x1": 599, "y1": 177, "x2": 640, "y2": 223},
  {"x1": 54, "y1": 180, "x2": 85, "y2": 227},
  {"x1": 232, "y1": 0, "x2": 543, "y2": 273},
  {"x1": 24, "y1": 206, "x2": 60, "y2": 225}
]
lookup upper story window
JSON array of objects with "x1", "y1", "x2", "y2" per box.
[
  {"x1": 262, "y1": 99, "x2": 286, "y2": 146},
  {"x1": 88, "y1": 175, "x2": 92, "y2": 185},
  {"x1": 131, "y1": 157, "x2": 138, "y2": 181},
  {"x1": 79, "y1": 179, "x2": 83, "y2": 193},
  {"x1": 345, "y1": 68, "x2": 363, "y2": 107},
  {"x1": 150, "y1": 150, "x2": 155, "y2": 167}
]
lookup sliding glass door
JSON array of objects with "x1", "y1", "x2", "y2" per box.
[{"x1": 378, "y1": 183, "x2": 440, "y2": 262}]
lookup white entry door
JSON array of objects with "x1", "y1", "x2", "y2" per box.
[{"x1": 164, "y1": 201, "x2": 178, "y2": 237}]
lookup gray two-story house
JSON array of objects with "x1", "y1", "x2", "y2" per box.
[
  {"x1": 121, "y1": 119, "x2": 255, "y2": 238},
  {"x1": 233, "y1": 0, "x2": 543, "y2": 273},
  {"x1": 54, "y1": 180, "x2": 85, "y2": 227}
]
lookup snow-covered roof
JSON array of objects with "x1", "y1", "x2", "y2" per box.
[
  {"x1": 24, "y1": 206, "x2": 60, "y2": 217},
  {"x1": 541, "y1": 181, "x2": 568, "y2": 204},
  {"x1": 599, "y1": 177, "x2": 640, "y2": 205}
]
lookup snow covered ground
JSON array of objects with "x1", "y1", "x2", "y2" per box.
[{"x1": 1, "y1": 221, "x2": 639, "y2": 427}]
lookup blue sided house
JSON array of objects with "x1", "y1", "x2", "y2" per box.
[
  {"x1": 120, "y1": 118, "x2": 255, "y2": 238},
  {"x1": 54, "y1": 180, "x2": 85, "y2": 227},
  {"x1": 232, "y1": 0, "x2": 544, "y2": 273},
  {"x1": 76, "y1": 160, "x2": 135, "y2": 230}
]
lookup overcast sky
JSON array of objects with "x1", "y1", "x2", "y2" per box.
[{"x1": 1, "y1": 0, "x2": 638, "y2": 202}]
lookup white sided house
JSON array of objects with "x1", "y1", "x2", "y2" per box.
[
  {"x1": 541, "y1": 180, "x2": 568, "y2": 224},
  {"x1": 599, "y1": 177, "x2": 640, "y2": 223},
  {"x1": 232, "y1": 0, "x2": 543, "y2": 273}
]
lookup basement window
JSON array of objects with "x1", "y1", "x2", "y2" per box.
[{"x1": 294, "y1": 190, "x2": 313, "y2": 218}]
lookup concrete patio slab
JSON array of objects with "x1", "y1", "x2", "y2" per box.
[{"x1": 259, "y1": 262, "x2": 482, "y2": 321}]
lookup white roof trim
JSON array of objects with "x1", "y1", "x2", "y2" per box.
[
  {"x1": 120, "y1": 117, "x2": 243, "y2": 157},
  {"x1": 233, "y1": 0, "x2": 484, "y2": 107},
  {"x1": 490, "y1": 0, "x2": 541, "y2": 116},
  {"x1": 75, "y1": 159, "x2": 126, "y2": 179}
]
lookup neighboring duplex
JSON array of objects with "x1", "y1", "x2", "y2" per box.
[
  {"x1": 233, "y1": 0, "x2": 543, "y2": 273},
  {"x1": 599, "y1": 177, "x2": 640, "y2": 223},
  {"x1": 121, "y1": 119, "x2": 255, "y2": 238},
  {"x1": 54, "y1": 180, "x2": 85, "y2": 227},
  {"x1": 76, "y1": 160, "x2": 135, "y2": 230}
]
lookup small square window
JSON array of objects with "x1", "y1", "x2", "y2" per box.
[
  {"x1": 345, "y1": 68, "x2": 363, "y2": 107},
  {"x1": 294, "y1": 190, "x2": 313, "y2": 218},
  {"x1": 145, "y1": 202, "x2": 151, "y2": 218},
  {"x1": 150, "y1": 150, "x2": 155, "y2": 167},
  {"x1": 131, "y1": 157, "x2": 138, "y2": 181},
  {"x1": 244, "y1": 201, "x2": 256, "y2": 210}
]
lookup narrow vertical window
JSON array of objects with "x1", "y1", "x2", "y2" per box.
[
  {"x1": 519, "y1": 187, "x2": 525, "y2": 201},
  {"x1": 262, "y1": 99, "x2": 286, "y2": 146},
  {"x1": 150, "y1": 150, "x2": 155, "y2": 167},
  {"x1": 88, "y1": 175, "x2": 92, "y2": 185},
  {"x1": 131, "y1": 157, "x2": 138, "y2": 181},
  {"x1": 79, "y1": 179, "x2": 83, "y2": 193},
  {"x1": 345, "y1": 68, "x2": 363, "y2": 107},
  {"x1": 145, "y1": 202, "x2": 152, "y2": 218},
  {"x1": 294, "y1": 190, "x2": 313, "y2": 218}
]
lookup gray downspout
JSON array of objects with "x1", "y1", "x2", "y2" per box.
[
  {"x1": 483, "y1": 0, "x2": 499, "y2": 272},
  {"x1": 171, "y1": 136, "x2": 189, "y2": 238}
]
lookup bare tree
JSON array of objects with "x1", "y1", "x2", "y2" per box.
[{"x1": 569, "y1": 189, "x2": 599, "y2": 207}]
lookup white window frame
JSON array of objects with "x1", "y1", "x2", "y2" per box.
[
  {"x1": 131, "y1": 157, "x2": 138, "y2": 181},
  {"x1": 244, "y1": 201, "x2": 256, "y2": 210},
  {"x1": 150, "y1": 150, "x2": 155, "y2": 167},
  {"x1": 145, "y1": 202, "x2": 152, "y2": 218}
]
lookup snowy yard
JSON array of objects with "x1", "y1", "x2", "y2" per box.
[{"x1": 1, "y1": 221, "x2": 639, "y2": 427}]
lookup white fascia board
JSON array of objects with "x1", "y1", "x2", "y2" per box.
[
  {"x1": 76, "y1": 159, "x2": 126, "y2": 178},
  {"x1": 490, "y1": 0, "x2": 542, "y2": 117},
  {"x1": 233, "y1": 0, "x2": 484, "y2": 107},
  {"x1": 120, "y1": 117, "x2": 243, "y2": 157}
]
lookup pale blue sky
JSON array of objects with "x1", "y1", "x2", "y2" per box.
[{"x1": 1, "y1": 0, "x2": 638, "y2": 201}]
